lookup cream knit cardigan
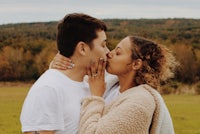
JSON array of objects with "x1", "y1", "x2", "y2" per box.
[{"x1": 78, "y1": 84, "x2": 174, "y2": 134}]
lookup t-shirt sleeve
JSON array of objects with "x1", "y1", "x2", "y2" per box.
[{"x1": 20, "y1": 85, "x2": 64, "y2": 132}]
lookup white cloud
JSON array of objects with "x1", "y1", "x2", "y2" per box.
[{"x1": 0, "y1": 0, "x2": 199, "y2": 24}]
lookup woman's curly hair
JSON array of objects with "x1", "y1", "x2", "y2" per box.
[{"x1": 129, "y1": 36, "x2": 178, "y2": 89}]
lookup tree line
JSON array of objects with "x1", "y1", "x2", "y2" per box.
[{"x1": 0, "y1": 19, "x2": 200, "y2": 85}]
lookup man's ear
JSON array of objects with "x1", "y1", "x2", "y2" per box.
[
  {"x1": 76, "y1": 42, "x2": 89, "y2": 56},
  {"x1": 132, "y1": 59, "x2": 142, "y2": 70}
]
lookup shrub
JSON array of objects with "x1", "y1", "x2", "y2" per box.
[{"x1": 195, "y1": 82, "x2": 200, "y2": 95}]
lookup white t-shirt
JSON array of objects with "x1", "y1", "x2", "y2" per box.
[
  {"x1": 103, "y1": 71, "x2": 120, "y2": 104},
  {"x1": 20, "y1": 69, "x2": 119, "y2": 134},
  {"x1": 20, "y1": 69, "x2": 90, "y2": 134}
]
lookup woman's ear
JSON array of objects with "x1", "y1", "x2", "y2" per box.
[
  {"x1": 76, "y1": 42, "x2": 89, "y2": 56},
  {"x1": 132, "y1": 59, "x2": 142, "y2": 70}
]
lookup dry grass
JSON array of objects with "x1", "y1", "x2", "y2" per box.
[
  {"x1": 0, "y1": 81, "x2": 33, "y2": 87},
  {"x1": 0, "y1": 82, "x2": 200, "y2": 134}
]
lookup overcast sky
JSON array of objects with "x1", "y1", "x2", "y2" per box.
[{"x1": 0, "y1": 0, "x2": 199, "y2": 25}]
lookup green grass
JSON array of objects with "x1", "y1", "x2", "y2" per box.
[
  {"x1": 0, "y1": 86, "x2": 200, "y2": 134},
  {"x1": 163, "y1": 94, "x2": 200, "y2": 134},
  {"x1": 0, "y1": 86, "x2": 29, "y2": 134}
]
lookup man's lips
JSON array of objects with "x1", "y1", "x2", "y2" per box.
[{"x1": 106, "y1": 61, "x2": 109, "y2": 67}]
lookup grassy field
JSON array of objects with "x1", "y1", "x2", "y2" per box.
[
  {"x1": 0, "y1": 86, "x2": 29, "y2": 134},
  {"x1": 0, "y1": 85, "x2": 200, "y2": 134},
  {"x1": 163, "y1": 94, "x2": 200, "y2": 134}
]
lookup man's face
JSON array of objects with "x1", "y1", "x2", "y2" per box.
[{"x1": 89, "y1": 30, "x2": 110, "y2": 62}]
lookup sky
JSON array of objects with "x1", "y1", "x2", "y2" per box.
[{"x1": 0, "y1": 0, "x2": 200, "y2": 25}]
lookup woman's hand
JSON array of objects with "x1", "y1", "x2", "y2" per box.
[
  {"x1": 50, "y1": 52, "x2": 74, "y2": 70},
  {"x1": 87, "y1": 58, "x2": 106, "y2": 97}
]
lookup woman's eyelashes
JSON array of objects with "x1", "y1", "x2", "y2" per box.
[{"x1": 115, "y1": 49, "x2": 121, "y2": 55}]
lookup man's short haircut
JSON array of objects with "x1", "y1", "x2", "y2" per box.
[{"x1": 57, "y1": 13, "x2": 107, "y2": 57}]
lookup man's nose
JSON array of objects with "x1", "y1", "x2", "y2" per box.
[
  {"x1": 105, "y1": 47, "x2": 110, "y2": 57},
  {"x1": 105, "y1": 46, "x2": 110, "y2": 54}
]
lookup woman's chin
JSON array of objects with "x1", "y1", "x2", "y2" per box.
[
  {"x1": 106, "y1": 66, "x2": 110, "y2": 73},
  {"x1": 106, "y1": 67, "x2": 114, "y2": 74},
  {"x1": 106, "y1": 64, "x2": 116, "y2": 74}
]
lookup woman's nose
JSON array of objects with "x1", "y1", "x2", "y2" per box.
[{"x1": 106, "y1": 52, "x2": 113, "y2": 58}]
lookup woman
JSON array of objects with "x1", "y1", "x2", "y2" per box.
[{"x1": 51, "y1": 36, "x2": 177, "y2": 134}]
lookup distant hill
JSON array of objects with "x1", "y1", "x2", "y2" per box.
[
  {"x1": 0, "y1": 19, "x2": 200, "y2": 82},
  {"x1": 1, "y1": 19, "x2": 200, "y2": 49}
]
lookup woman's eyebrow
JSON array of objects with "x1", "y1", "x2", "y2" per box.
[{"x1": 116, "y1": 47, "x2": 122, "y2": 51}]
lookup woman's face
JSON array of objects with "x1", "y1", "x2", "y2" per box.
[{"x1": 106, "y1": 36, "x2": 133, "y2": 75}]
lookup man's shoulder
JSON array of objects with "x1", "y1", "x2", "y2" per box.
[{"x1": 29, "y1": 69, "x2": 66, "y2": 91}]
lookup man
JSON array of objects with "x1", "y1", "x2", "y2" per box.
[{"x1": 20, "y1": 13, "x2": 114, "y2": 134}]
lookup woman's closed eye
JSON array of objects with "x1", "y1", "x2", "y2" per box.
[
  {"x1": 115, "y1": 49, "x2": 121, "y2": 55},
  {"x1": 115, "y1": 47, "x2": 122, "y2": 55},
  {"x1": 116, "y1": 52, "x2": 120, "y2": 55}
]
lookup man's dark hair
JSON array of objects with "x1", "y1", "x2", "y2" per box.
[{"x1": 57, "y1": 13, "x2": 107, "y2": 57}]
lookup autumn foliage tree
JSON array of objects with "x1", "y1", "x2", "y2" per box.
[
  {"x1": 0, "y1": 19, "x2": 200, "y2": 84},
  {"x1": 171, "y1": 44, "x2": 200, "y2": 83}
]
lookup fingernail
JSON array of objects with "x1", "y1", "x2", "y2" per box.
[
  {"x1": 100, "y1": 58, "x2": 104, "y2": 61},
  {"x1": 67, "y1": 66, "x2": 72, "y2": 69},
  {"x1": 70, "y1": 63, "x2": 75, "y2": 67}
]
